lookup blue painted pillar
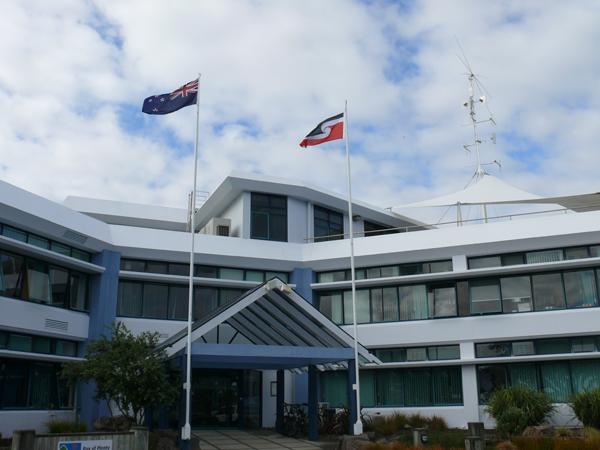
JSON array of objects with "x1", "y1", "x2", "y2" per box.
[
  {"x1": 346, "y1": 360, "x2": 358, "y2": 434},
  {"x1": 307, "y1": 366, "x2": 319, "y2": 441},
  {"x1": 276, "y1": 369, "x2": 285, "y2": 433},
  {"x1": 80, "y1": 249, "x2": 120, "y2": 430},
  {"x1": 290, "y1": 268, "x2": 314, "y2": 304}
]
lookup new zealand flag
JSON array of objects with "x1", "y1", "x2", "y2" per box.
[{"x1": 142, "y1": 79, "x2": 198, "y2": 115}]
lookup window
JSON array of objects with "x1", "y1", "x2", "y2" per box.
[
  {"x1": 399, "y1": 285, "x2": 428, "y2": 320},
  {"x1": 55, "y1": 340, "x2": 77, "y2": 357},
  {"x1": 70, "y1": 249, "x2": 91, "y2": 262},
  {"x1": 168, "y1": 263, "x2": 188, "y2": 276},
  {"x1": 512, "y1": 341, "x2": 535, "y2": 356},
  {"x1": 50, "y1": 242, "x2": 71, "y2": 257},
  {"x1": 314, "y1": 206, "x2": 343, "y2": 242},
  {"x1": 427, "y1": 260, "x2": 453, "y2": 273},
  {"x1": 28, "y1": 235, "x2": 49, "y2": 250},
  {"x1": 526, "y1": 249, "x2": 564, "y2": 264},
  {"x1": 364, "y1": 221, "x2": 398, "y2": 237},
  {"x1": 168, "y1": 285, "x2": 188, "y2": 320},
  {"x1": 8, "y1": 334, "x2": 32, "y2": 352},
  {"x1": 195, "y1": 265, "x2": 217, "y2": 278},
  {"x1": 406, "y1": 348, "x2": 427, "y2": 361},
  {"x1": 374, "y1": 348, "x2": 405, "y2": 363},
  {"x1": 0, "y1": 359, "x2": 73, "y2": 410},
  {"x1": 117, "y1": 282, "x2": 143, "y2": 317},
  {"x1": 69, "y1": 272, "x2": 88, "y2": 311},
  {"x1": 470, "y1": 279, "x2": 501, "y2": 314},
  {"x1": 245, "y1": 270, "x2": 264, "y2": 282},
  {"x1": 428, "y1": 345, "x2": 460, "y2": 360},
  {"x1": 120, "y1": 259, "x2": 146, "y2": 272},
  {"x1": 343, "y1": 290, "x2": 370, "y2": 324},
  {"x1": 469, "y1": 256, "x2": 502, "y2": 269},
  {"x1": 219, "y1": 268, "x2": 244, "y2": 280},
  {"x1": 565, "y1": 247, "x2": 589, "y2": 260},
  {"x1": 502, "y1": 253, "x2": 525, "y2": 266},
  {"x1": 540, "y1": 361, "x2": 571, "y2": 402},
  {"x1": 194, "y1": 287, "x2": 219, "y2": 319},
  {"x1": 563, "y1": 270, "x2": 598, "y2": 308},
  {"x1": 25, "y1": 260, "x2": 51, "y2": 303},
  {"x1": 371, "y1": 287, "x2": 399, "y2": 322},
  {"x1": 2, "y1": 226, "x2": 27, "y2": 242},
  {"x1": 49, "y1": 268, "x2": 69, "y2": 307},
  {"x1": 220, "y1": 288, "x2": 244, "y2": 306},
  {"x1": 142, "y1": 284, "x2": 168, "y2": 319},
  {"x1": 0, "y1": 251, "x2": 24, "y2": 297},
  {"x1": 399, "y1": 264, "x2": 423, "y2": 276},
  {"x1": 146, "y1": 261, "x2": 168, "y2": 274},
  {"x1": 476, "y1": 343, "x2": 511, "y2": 358},
  {"x1": 478, "y1": 365, "x2": 508, "y2": 403},
  {"x1": 428, "y1": 285, "x2": 456, "y2": 318},
  {"x1": 572, "y1": 337, "x2": 596, "y2": 353},
  {"x1": 265, "y1": 271, "x2": 289, "y2": 283},
  {"x1": 536, "y1": 338, "x2": 571, "y2": 355},
  {"x1": 532, "y1": 273, "x2": 565, "y2": 311},
  {"x1": 500, "y1": 276, "x2": 532, "y2": 313},
  {"x1": 33, "y1": 337, "x2": 51, "y2": 354},
  {"x1": 250, "y1": 193, "x2": 287, "y2": 242},
  {"x1": 318, "y1": 292, "x2": 343, "y2": 324}
]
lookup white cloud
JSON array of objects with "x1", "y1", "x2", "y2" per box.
[{"x1": 1, "y1": 0, "x2": 600, "y2": 223}]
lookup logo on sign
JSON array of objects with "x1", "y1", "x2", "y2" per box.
[{"x1": 58, "y1": 440, "x2": 112, "y2": 450}]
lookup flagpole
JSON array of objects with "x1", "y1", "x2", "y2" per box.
[
  {"x1": 182, "y1": 73, "x2": 201, "y2": 445},
  {"x1": 344, "y1": 100, "x2": 362, "y2": 436}
]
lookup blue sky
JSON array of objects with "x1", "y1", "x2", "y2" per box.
[{"x1": 1, "y1": 0, "x2": 600, "y2": 223}]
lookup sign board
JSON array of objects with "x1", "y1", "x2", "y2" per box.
[{"x1": 58, "y1": 440, "x2": 112, "y2": 450}]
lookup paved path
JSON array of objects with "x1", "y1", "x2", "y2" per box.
[{"x1": 193, "y1": 430, "x2": 337, "y2": 450}]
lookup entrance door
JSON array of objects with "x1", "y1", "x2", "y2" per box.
[
  {"x1": 191, "y1": 369, "x2": 241, "y2": 428},
  {"x1": 191, "y1": 369, "x2": 262, "y2": 429}
]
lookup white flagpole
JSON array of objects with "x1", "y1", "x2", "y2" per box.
[
  {"x1": 182, "y1": 73, "x2": 201, "y2": 444},
  {"x1": 343, "y1": 100, "x2": 362, "y2": 435}
]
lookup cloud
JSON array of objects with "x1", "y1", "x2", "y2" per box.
[{"x1": 1, "y1": 0, "x2": 600, "y2": 223}]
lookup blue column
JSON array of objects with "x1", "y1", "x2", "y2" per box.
[
  {"x1": 80, "y1": 249, "x2": 120, "y2": 430},
  {"x1": 290, "y1": 268, "x2": 314, "y2": 304},
  {"x1": 346, "y1": 360, "x2": 358, "y2": 434},
  {"x1": 307, "y1": 366, "x2": 319, "y2": 441},
  {"x1": 276, "y1": 369, "x2": 285, "y2": 433}
]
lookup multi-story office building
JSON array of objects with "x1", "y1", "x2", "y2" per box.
[{"x1": 2, "y1": 171, "x2": 600, "y2": 437}]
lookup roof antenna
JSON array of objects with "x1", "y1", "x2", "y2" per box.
[{"x1": 456, "y1": 38, "x2": 497, "y2": 183}]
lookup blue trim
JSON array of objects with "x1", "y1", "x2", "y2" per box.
[
  {"x1": 80, "y1": 250, "x2": 120, "y2": 430},
  {"x1": 308, "y1": 365, "x2": 319, "y2": 441},
  {"x1": 290, "y1": 268, "x2": 314, "y2": 304}
]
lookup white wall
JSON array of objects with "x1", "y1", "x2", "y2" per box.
[
  {"x1": 0, "y1": 296, "x2": 89, "y2": 340},
  {"x1": 220, "y1": 193, "x2": 245, "y2": 238},
  {"x1": 288, "y1": 197, "x2": 308, "y2": 244},
  {"x1": 0, "y1": 410, "x2": 75, "y2": 437}
]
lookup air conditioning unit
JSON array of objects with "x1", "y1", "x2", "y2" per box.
[{"x1": 201, "y1": 218, "x2": 231, "y2": 237}]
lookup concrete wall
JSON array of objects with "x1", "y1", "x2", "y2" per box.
[
  {"x1": 220, "y1": 193, "x2": 245, "y2": 238},
  {"x1": 288, "y1": 197, "x2": 308, "y2": 244},
  {"x1": 0, "y1": 410, "x2": 75, "y2": 438}
]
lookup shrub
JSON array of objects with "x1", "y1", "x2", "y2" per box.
[
  {"x1": 487, "y1": 386, "x2": 553, "y2": 437},
  {"x1": 407, "y1": 413, "x2": 428, "y2": 428},
  {"x1": 427, "y1": 415, "x2": 448, "y2": 431},
  {"x1": 369, "y1": 413, "x2": 408, "y2": 436},
  {"x1": 570, "y1": 388, "x2": 600, "y2": 428},
  {"x1": 47, "y1": 420, "x2": 87, "y2": 433}
]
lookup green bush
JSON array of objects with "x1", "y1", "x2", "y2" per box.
[
  {"x1": 570, "y1": 388, "x2": 600, "y2": 428},
  {"x1": 487, "y1": 386, "x2": 553, "y2": 437},
  {"x1": 47, "y1": 420, "x2": 87, "y2": 433}
]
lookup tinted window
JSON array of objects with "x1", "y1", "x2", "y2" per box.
[
  {"x1": 469, "y1": 256, "x2": 501, "y2": 269},
  {"x1": 428, "y1": 285, "x2": 456, "y2": 318},
  {"x1": 168, "y1": 285, "x2": 189, "y2": 320},
  {"x1": 250, "y1": 193, "x2": 287, "y2": 242},
  {"x1": 500, "y1": 276, "x2": 532, "y2": 313},
  {"x1": 49, "y1": 268, "x2": 69, "y2": 307},
  {"x1": 142, "y1": 284, "x2": 168, "y2": 319},
  {"x1": 117, "y1": 282, "x2": 143, "y2": 317},
  {"x1": 168, "y1": 263, "x2": 189, "y2": 276},
  {"x1": 194, "y1": 287, "x2": 219, "y2": 319},
  {"x1": 532, "y1": 273, "x2": 565, "y2": 311},
  {"x1": 314, "y1": 206, "x2": 343, "y2": 242},
  {"x1": 69, "y1": 272, "x2": 88, "y2": 311},
  {"x1": 0, "y1": 251, "x2": 24, "y2": 297},
  {"x1": 120, "y1": 260, "x2": 146, "y2": 272},
  {"x1": 470, "y1": 279, "x2": 501, "y2": 314},
  {"x1": 146, "y1": 261, "x2": 168, "y2": 274},
  {"x1": 563, "y1": 270, "x2": 598, "y2": 308}
]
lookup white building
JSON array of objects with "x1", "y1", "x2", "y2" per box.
[{"x1": 1, "y1": 171, "x2": 599, "y2": 437}]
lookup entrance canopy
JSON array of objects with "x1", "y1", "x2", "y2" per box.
[{"x1": 158, "y1": 278, "x2": 380, "y2": 371}]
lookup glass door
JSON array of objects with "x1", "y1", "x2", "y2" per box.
[{"x1": 191, "y1": 369, "x2": 241, "y2": 428}]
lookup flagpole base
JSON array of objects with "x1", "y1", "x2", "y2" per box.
[
  {"x1": 181, "y1": 423, "x2": 191, "y2": 440},
  {"x1": 353, "y1": 420, "x2": 363, "y2": 436}
]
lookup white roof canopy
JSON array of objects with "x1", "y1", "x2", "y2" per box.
[{"x1": 393, "y1": 173, "x2": 600, "y2": 212}]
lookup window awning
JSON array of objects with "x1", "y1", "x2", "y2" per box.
[{"x1": 158, "y1": 278, "x2": 380, "y2": 371}]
